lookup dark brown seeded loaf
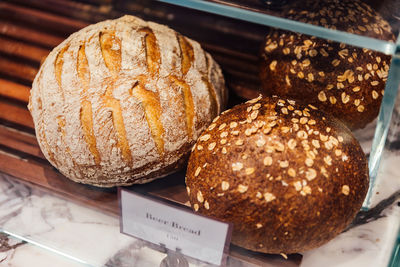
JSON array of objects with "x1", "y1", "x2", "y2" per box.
[
  {"x1": 260, "y1": 0, "x2": 395, "y2": 130},
  {"x1": 185, "y1": 95, "x2": 369, "y2": 254}
]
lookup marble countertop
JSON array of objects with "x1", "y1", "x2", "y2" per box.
[{"x1": 0, "y1": 122, "x2": 399, "y2": 267}]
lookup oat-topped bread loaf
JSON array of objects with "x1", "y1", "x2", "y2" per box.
[
  {"x1": 260, "y1": 0, "x2": 395, "y2": 130},
  {"x1": 28, "y1": 15, "x2": 227, "y2": 187},
  {"x1": 186, "y1": 95, "x2": 368, "y2": 254}
]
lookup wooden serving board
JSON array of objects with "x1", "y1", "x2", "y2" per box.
[{"x1": 0, "y1": 0, "x2": 303, "y2": 265}]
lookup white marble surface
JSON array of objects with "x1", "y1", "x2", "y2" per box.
[
  {"x1": 0, "y1": 174, "x2": 252, "y2": 267},
  {"x1": 0, "y1": 125, "x2": 398, "y2": 267}
]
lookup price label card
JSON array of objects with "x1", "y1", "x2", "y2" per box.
[{"x1": 119, "y1": 188, "x2": 232, "y2": 266}]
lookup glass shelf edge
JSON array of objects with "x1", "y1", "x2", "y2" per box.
[
  {"x1": 0, "y1": 229, "x2": 92, "y2": 267},
  {"x1": 363, "y1": 36, "x2": 400, "y2": 209},
  {"x1": 388, "y1": 228, "x2": 400, "y2": 267},
  {"x1": 158, "y1": 0, "x2": 396, "y2": 55}
]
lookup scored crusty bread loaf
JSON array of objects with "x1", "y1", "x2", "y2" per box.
[
  {"x1": 186, "y1": 95, "x2": 368, "y2": 254},
  {"x1": 260, "y1": 0, "x2": 395, "y2": 130},
  {"x1": 28, "y1": 15, "x2": 227, "y2": 187}
]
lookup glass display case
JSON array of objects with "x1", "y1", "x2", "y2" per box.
[
  {"x1": 0, "y1": 0, "x2": 399, "y2": 266},
  {"x1": 157, "y1": 0, "x2": 400, "y2": 209}
]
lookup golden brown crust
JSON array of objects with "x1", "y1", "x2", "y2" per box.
[
  {"x1": 260, "y1": 0, "x2": 395, "y2": 130},
  {"x1": 186, "y1": 95, "x2": 369, "y2": 254},
  {"x1": 29, "y1": 15, "x2": 227, "y2": 187}
]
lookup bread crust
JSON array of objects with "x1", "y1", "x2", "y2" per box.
[
  {"x1": 186, "y1": 95, "x2": 369, "y2": 254},
  {"x1": 260, "y1": 0, "x2": 395, "y2": 130},
  {"x1": 29, "y1": 15, "x2": 226, "y2": 187}
]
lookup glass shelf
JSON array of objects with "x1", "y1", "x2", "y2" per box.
[
  {"x1": 367, "y1": 38, "x2": 400, "y2": 208},
  {"x1": 158, "y1": 0, "x2": 399, "y2": 55}
]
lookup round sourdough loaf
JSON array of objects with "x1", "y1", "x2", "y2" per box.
[
  {"x1": 28, "y1": 15, "x2": 227, "y2": 187},
  {"x1": 186, "y1": 95, "x2": 368, "y2": 254},
  {"x1": 260, "y1": 0, "x2": 395, "y2": 130}
]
